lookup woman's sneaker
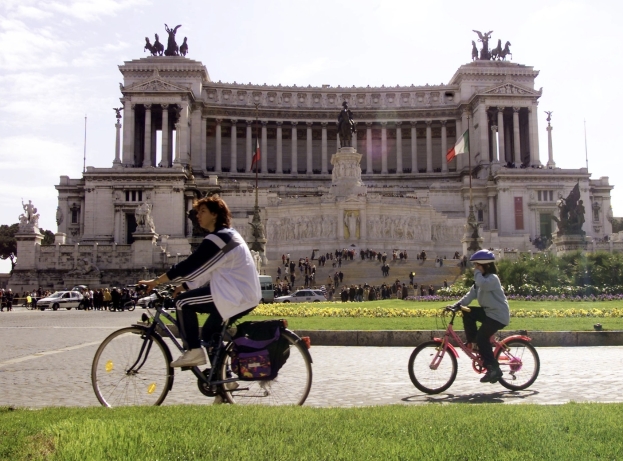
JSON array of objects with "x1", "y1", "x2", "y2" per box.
[
  {"x1": 480, "y1": 367, "x2": 503, "y2": 383},
  {"x1": 170, "y1": 348, "x2": 207, "y2": 367}
]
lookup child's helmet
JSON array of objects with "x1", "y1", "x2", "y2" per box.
[{"x1": 469, "y1": 250, "x2": 495, "y2": 264}]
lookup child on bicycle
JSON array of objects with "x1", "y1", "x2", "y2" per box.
[
  {"x1": 140, "y1": 195, "x2": 261, "y2": 368},
  {"x1": 453, "y1": 250, "x2": 510, "y2": 383}
]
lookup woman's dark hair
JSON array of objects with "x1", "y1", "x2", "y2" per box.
[
  {"x1": 481, "y1": 262, "x2": 498, "y2": 275},
  {"x1": 193, "y1": 195, "x2": 231, "y2": 229}
]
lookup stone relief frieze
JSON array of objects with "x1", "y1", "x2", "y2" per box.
[
  {"x1": 267, "y1": 216, "x2": 337, "y2": 241},
  {"x1": 431, "y1": 224, "x2": 464, "y2": 242},
  {"x1": 366, "y1": 215, "x2": 429, "y2": 241}
]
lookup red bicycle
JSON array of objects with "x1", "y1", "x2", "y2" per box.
[{"x1": 408, "y1": 305, "x2": 540, "y2": 394}]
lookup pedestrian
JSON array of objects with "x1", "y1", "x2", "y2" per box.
[{"x1": 452, "y1": 250, "x2": 510, "y2": 384}]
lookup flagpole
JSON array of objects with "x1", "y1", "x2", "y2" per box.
[
  {"x1": 584, "y1": 119, "x2": 589, "y2": 170},
  {"x1": 254, "y1": 103, "x2": 260, "y2": 208}
]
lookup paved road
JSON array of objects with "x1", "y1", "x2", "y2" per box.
[{"x1": 1, "y1": 308, "x2": 623, "y2": 408}]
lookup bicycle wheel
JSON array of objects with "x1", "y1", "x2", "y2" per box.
[
  {"x1": 91, "y1": 326, "x2": 174, "y2": 407},
  {"x1": 408, "y1": 340, "x2": 458, "y2": 394},
  {"x1": 220, "y1": 330, "x2": 313, "y2": 405},
  {"x1": 496, "y1": 339, "x2": 540, "y2": 391}
]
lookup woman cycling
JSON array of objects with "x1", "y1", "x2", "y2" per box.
[
  {"x1": 140, "y1": 195, "x2": 261, "y2": 368},
  {"x1": 454, "y1": 250, "x2": 510, "y2": 383}
]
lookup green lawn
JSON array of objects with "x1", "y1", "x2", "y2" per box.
[
  {"x1": 2, "y1": 404, "x2": 622, "y2": 460},
  {"x1": 240, "y1": 299, "x2": 623, "y2": 331}
]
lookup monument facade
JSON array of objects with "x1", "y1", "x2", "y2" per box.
[{"x1": 7, "y1": 33, "x2": 618, "y2": 290}]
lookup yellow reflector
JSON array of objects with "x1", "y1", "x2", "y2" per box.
[
  {"x1": 147, "y1": 383, "x2": 157, "y2": 394},
  {"x1": 105, "y1": 360, "x2": 114, "y2": 372}
]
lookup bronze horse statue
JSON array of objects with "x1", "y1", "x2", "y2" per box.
[
  {"x1": 338, "y1": 102, "x2": 356, "y2": 148},
  {"x1": 500, "y1": 41, "x2": 512, "y2": 60}
]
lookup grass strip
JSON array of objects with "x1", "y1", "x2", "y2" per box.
[{"x1": 1, "y1": 403, "x2": 622, "y2": 460}]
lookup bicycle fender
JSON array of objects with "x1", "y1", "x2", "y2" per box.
[
  {"x1": 500, "y1": 334, "x2": 532, "y2": 344},
  {"x1": 495, "y1": 335, "x2": 532, "y2": 355},
  {"x1": 432, "y1": 338, "x2": 459, "y2": 359}
]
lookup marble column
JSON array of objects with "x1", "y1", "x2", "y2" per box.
[
  {"x1": 291, "y1": 122, "x2": 298, "y2": 174},
  {"x1": 173, "y1": 122, "x2": 181, "y2": 166},
  {"x1": 381, "y1": 122, "x2": 388, "y2": 174},
  {"x1": 121, "y1": 99, "x2": 134, "y2": 166},
  {"x1": 425, "y1": 120, "x2": 432, "y2": 173},
  {"x1": 276, "y1": 121, "x2": 283, "y2": 173},
  {"x1": 396, "y1": 122, "x2": 403, "y2": 174},
  {"x1": 513, "y1": 107, "x2": 521, "y2": 165},
  {"x1": 441, "y1": 120, "x2": 448, "y2": 173},
  {"x1": 230, "y1": 119, "x2": 238, "y2": 173},
  {"x1": 529, "y1": 104, "x2": 541, "y2": 165},
  {"x1": 546, "y1": 119, "x2": 556, "y2": 168},
  {"x1": 410, "y1": 121, "x2": 418, "y2": 174},
  {"x1": 200, "y1": 115, "x2": 207, "y2": 172},
  {"x1": 353, "y1": 124, "x2": 358, "y2": 152},
  {"x1": 113, "y1": 119, "x2": 122, "y2": 166},
  {"x1": 161, "y1": 104, "x2": 170, "y2": 167},
  {"x1": 366, "y1": 122, "x2": 373, "y2": 174},
  {"x1": 479, "y1": 106, "x2": 488, "y2": 164},
  {"x1": 178, "y1": 102, "x2": 190, "y2": 165},
  {"x1": 455, "y1": 117, "x2": 463, "y2": 170},
  {"x1": 462, "y1": 109, "x2": 471, "y2": 168},
  {"x1": 143, "y1": 104, "x2": 152, "y2": 167},
  {"x1": 246, "y1": 120, "x2": 253, "y2": 172},
  {"x1": 261, "y1": 121, "x2": 268, "y2": 173},
  {"x1": 215, "y1": 118, "x2": 222, "y2": 173},
  {"x1": 488, "y1": 195, "x2": 496, "y2": 230},
  {"x1": 306, "y1": 122, "x2": 313, "y2": 174},
  {"x1": 336, "y1": 122, "x2": 340, "y2": 154},
  {"x1": 496, "y1": 107, "x2": 505, "y2": 163},
  {"x1": 490, "y1": 125, "x2": 498, "y2": 163},
  {"x1": 321, "y1": 122, "x2": 328, "y2": 174}
]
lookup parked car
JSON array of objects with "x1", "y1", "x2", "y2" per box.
[
  {"x1": 274, "y1": 289, "x2": 326, "y2": 303},
  {"x1": 37, "y1": 291, "x2": 84, "y2": 311},
  {"x1": 137, "y1": 293, "x2": 158, "y2": 308}
]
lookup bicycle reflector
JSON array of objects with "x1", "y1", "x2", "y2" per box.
[
  {"x1": 301, "y1": 337, "x2": 311, "y2": 349},
  {"x1": 280, "y1": 319, "x2": 289, "y2": 329}
]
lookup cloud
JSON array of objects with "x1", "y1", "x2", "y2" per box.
[{"x1": 43, "y1": 0, "x2": 150, "y2": 22}]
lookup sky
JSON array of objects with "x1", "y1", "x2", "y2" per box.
[{"x1": 0, "y1": 0, "x2": 621, "y2": 273}]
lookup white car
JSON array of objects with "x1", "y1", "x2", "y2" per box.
[
  {"x1": 137, "y1": 293, "x2": 158, "y2": 308},
  {"x1": 275, "y1": 289, "x2": 326, "y2": 303},
  {"x1": 37, "y1": 291, "x2": 83, "y2": 311}
]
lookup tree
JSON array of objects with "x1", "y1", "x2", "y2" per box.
[
  {"x1": 0, "y1": 224, "x2": 18, "y2": 272},
  {"x1": 612, "y1": 218, "x2": 623, "y2": 234},
  {"x1": 0, "y1": 223, "x2": 55, "y2": 272}
]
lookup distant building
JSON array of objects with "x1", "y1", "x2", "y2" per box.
[{"x1": 7, "y1": 50, "x2": 617, "y2": 291}]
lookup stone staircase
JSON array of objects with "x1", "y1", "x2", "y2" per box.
[{"x1": 262, "y1": 255, "x2": 462, "y2": 290}]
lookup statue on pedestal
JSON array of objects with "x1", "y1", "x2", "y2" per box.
[
  {"x1": 553, "y1": 182, "x2": 585, "y2": 236},
  {"x1": 135, "y1": 203, "x2": 155, "y2": 233},
  {"x1": 337, "y1": 101, "x2": 356, "y2": 148},
  {"x1": 164, "y1": 24, "x2": 182, "y2": 56},
  {"x1": 18, "y1": 199, "x2": 40, "y2": 231}
]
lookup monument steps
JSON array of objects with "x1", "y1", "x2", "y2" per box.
[{"x1": 263, "y1": 257, "x2": 462, "y2": 290}]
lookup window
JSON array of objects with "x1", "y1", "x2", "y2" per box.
[
  {"x1": 477, "y1": 209, "x2": 484, "y2": 222},
  {"x1": 514, "y1": 197, "x2": 524, "y2": 230},
  {"x1": 537, "y1": 190, "x2": 554, "y2": 202},
  {"x1": 125, "y1": 190, "x2": 143, "y2": 202}
]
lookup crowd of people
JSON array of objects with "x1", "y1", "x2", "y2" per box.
[{"x1": 0, "y1": 286, "x2": 140, "y2": 311}]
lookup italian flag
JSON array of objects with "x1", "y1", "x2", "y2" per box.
[
  {"x1": 446, "y1": 130, "x2": 469, "y2": 163},
  {"x1": 252, "y1": 138, "x2": 261, "y2": 167}
]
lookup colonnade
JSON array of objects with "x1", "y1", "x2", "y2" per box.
[
  {"x1": 119, "y1": 102, "x2": 543, "y2": 173},
  {"x1": 208, "y1": 119, "x2": 458, "y2": 175}
]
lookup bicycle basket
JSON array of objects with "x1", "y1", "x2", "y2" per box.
[{"x1": 230, "y1": 320, "x2": 290, "y2": 381}]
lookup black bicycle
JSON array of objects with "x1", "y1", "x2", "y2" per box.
[{"x1": 91, "y1": 285, "x2": 313, "y2": 407}]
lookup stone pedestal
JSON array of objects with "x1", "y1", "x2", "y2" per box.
[
  {"x1": 54, "y1": 233, "x2": 66, "y2": 245},
  {"x1": 330, "y1": 147, "x2": 367, "y2": 197},
  {"x1": 14, "y1": 229, "x2": 43, "y2": 270},
  {"x1": 132, "y1": 231, "x2": 159, "y2": 267},
  {"x1": 553, "y1": 234, "x2": 589, "y2": 255}
]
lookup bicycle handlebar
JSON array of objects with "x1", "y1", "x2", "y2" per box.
[{"x1": 446, "y1": 305, "x2": 471, "y2": 313}]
